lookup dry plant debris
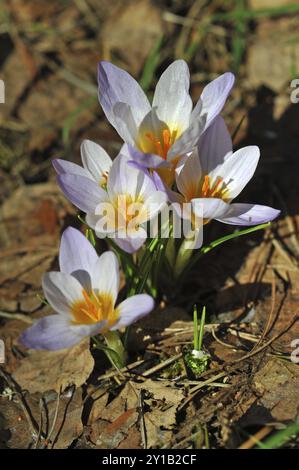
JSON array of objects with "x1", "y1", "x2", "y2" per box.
[{"x1": 1, "y1": 0, "x2": 299, "y2": 450}]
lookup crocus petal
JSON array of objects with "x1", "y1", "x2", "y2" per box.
[
  {"x1": 166, "y1": 188, "x2": 185, "y2": 204},
  {"x1": 20, "y1": 315, "x2": 106, "y2": 351},
  {"x1": 57, "y1": 173, "x2": 108, "y2": 213},
  {"x1": 111, "y1": 294, "x2": 154, "y2": 330},
  {"x1": 112, "y1": 102, "x2": 138, "y2": 144},
  {"x1": 176, "y1": 149, "x2": 202, "y2": 201},
  {"x1": 151, "y1": 171, "x2": 169, "y2": 193},
  {"x1": 192, "y1": 72, "x2": 235, "y2": 129},
  {"x1": 81, "y1": 140, "x2": 112, "y2": 184},
  {"x1": 113, "y1": 227, "x2": 147, "y2": 254},
  {"x1": 143, "y1": 190, "x2": 167, "y2": 221},
  {"x1": 151, "y1": 171, "x2": 179, "y2": 204},
  {"x1": 212, "y1": 146, "x2": 260, "y2": 200},
  {"x1": 107, "y1": 153, "x2": 134, "y2": 200},
  {"x1": 107, "y1": 153, "x2": 157, "y2": 203},
  {"x1": 52, "y1": 159, "x2": 91, "y2": 179},
  {"x1": 191, "y1": 197, "x2": 231, "y2": 220},
  {"x1": 175, "y1": 154, "x2": 191, "y2": 176},
  {"x1": 197, "y1": 115, "x2": 232, "y2": 175},
  {"x1": 91, "y1": 251, "x2": 119, "y2": 304},
  {"x1": 85, "y1": 212, "x2": 98, "y2": 230},
  {"x1": 152, "y1": 60, "x2": 192, "y2": 132},
  {"x1": 59, "y1": 227, "x2": 98, "y2": 277},
  {"x1": 98, "y1": 61, "x2": 150, "y2": 130},
  {"x1": 217, "y1": 203, "x2": 280, "y2": 226},
  {"x1": 168, "y1": 113, "x2": 207, "y2": 159},
  {"x1": 42, "y1": 271, "x2": 84, "y2": 316},
  {"x1": 128, "y1": 144, "x2": 168, "y2": 169},
  {"x1": 127, "y1": 160, "x2": 151, "y2": 175}
]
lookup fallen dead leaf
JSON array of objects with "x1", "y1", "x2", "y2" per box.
[
  {"x1": 101, "y1": 0, "x2": 164, "y2": 75},
  {"x1": 89, "y1": 379, "x2": 185, "y2": 449},
  {"x1": 253, "y1": 358, "x2": 299, "y2": 422},
  {"x1": 43, "y1": 387, "x2": 83, "y2": 449},
  {"x1": 13, "y1": 339, "x2": 94, "y2": 393},
  {"x1": 0, "y1": 387, "x2": 83, "y2": 449},
  {"x1": 247, "y1": 18, "x2": 299, "y2": 92}
]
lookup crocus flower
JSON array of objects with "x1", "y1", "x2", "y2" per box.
[
  {"x1": 172, "y1": 116, "x2": 280, "y2": 226},
  {"x1": 54, "y1": 147, "x2": 167, "y2": 253},
  {"x1": 20, "y1": 227, "x2": 154, "y2": 351},
  {"x1": 53, "y1": 139, "x2": 112, "y2": 190},
  {"x1": 98, "y1": 60, "x2": 234, "y2": 185}
]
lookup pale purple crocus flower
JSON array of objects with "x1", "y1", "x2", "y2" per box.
[
  {"x1": 20, "y1": 227, "x2": 154, "y2": 351},
  {"x1": 171, "y1": 116, "x2": 280, "y2": 226},
  {"x1": 54, "y1": 148, "x2": 167, "y2": 254},
  {"x1": 98, "y1": 60, "x2": 235, "y2": 185},
  {"x1": 86, "y1": 153, "x2": 167, "y2": 253},
  {"x1": 53, "y1": 139, "x2": 112, "y2": 190}
]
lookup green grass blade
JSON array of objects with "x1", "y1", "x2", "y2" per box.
[
  {"x1": 259, "y1": 422, "x2": 299, "y2": 449},
  {"x1": 140, "y1": 34, "x2": 164, "y2": 92}
]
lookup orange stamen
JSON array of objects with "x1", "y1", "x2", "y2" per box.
[
  {"x1": 211, "y1": 177, "x2": 223, "y2": 197},
  {"x1": 145, "y1": 128, "x2": 178, "y2": 160},
  {"x1": 200, "y1": 175, "x2": 226, "y2": 199},
  {"x1": 71, "y1": 289, "x2": 116, "y2": 327},
  {"x1": 201, "y1": 175, "x2": 210, "y2": 196}
]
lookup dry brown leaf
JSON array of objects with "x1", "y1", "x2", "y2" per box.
[
  {"x1": 45, "y1": 388, "x2": 83, "y2": 449},
  {"x1": 0, "y1": 388, "x2": 83, "y2": 449},
  {"x1": 92, "y1": 409, "x2": 139, "y2": 449},
  {"x1": 137, "y1": 380, "x2": 184, "y2": 448},
  {"x1": 91, "y1": 379, "x2": 184, "y2": 449},
  {"x1": 0, "y1": 182, "x2": 74, "y2": 310},
  {"x1": 0, "y1": 398, "x2": 33, "y2": 449},
  {"x1": 18, "y1": 76, "x2": 95, "y2": 152},
  {"x1": 101, "y1": 0, "x2": 164, "y2": 75},
  {"x1": 0, "y1": 319, "x2": 30, "y2": 373},
  {"x1": 144, "y1": 408, "x2": 175, "y2": 449},
  {"x1": 87, "y1": 390, "x2": 109, "y2": 425},
  {"x1": 100, "y1": 383, "x2": 138, "y2": 422},
  {"x1": 135, "y1": 379, "x2": 185, "y2": 406},
  {"x1": 13, "y1": 339, "x2": 94, "y2": 393},
  {"x1": 247, "y1": 18, "x2": 299, "y2": 92},
  {"x1": 253, "y1": 358, "x2": 299, "y2": 422}
]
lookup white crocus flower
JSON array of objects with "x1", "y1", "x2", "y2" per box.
[
  {"x1": 53, "y1": 139, "x2": 112, "y2": 189},
  {"x1": 98, "y1": 60, "x2": 234, "y2": 185},
  {"x1": 54, "y1": 143, "x2": 167, "y2": 253},
  {"x1": 173, "y1": 116, "x2": 280, "y2": 226},
  {"x1": 20, "y1": 228, "x2": 154, "y2": 350}
]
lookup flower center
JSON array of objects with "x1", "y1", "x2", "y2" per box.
[
  {"x1": 138, "y1": 127, "x2": 178, "y2": 161},
  {"x1": 200, "y1": 175, "x2": 228, "y2": 199},
  {"x1": 185, "y1": 175, "x2": 229, "y2": 202},
  {"x1": 100, "y1": 171, "x2": 109, "y2": 188},
  {"x1": 71, "y1": 289, "x2": 117, "y2": 327},
  {"x1": 113, "y1": 194, "x2": 146, "y2": 231},
  {"x1": 144, "y1": 129, "x2": 177, "y2": 160}
]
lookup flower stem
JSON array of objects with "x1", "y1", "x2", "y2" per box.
[
  {"x1": 193, "y1": 305, "x2": 199, "y2": 351},
  {"x1": 174, "y1": 237, "x2": 194, "y2": 278},
  {"x1": 177, "y1": 222, "x2": 271, "y2": 281},
  {"x1": 103, "y1": 331, "x2": 127, "y2": 369},
  {"x1": 198, "y1": 306, "x2": 206, "y2": 351}
]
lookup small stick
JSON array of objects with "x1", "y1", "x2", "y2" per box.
[
  {"x1": 0, "y1": 311, "x2": 33, "y2": 324},
  {"x1": 238, "y1": 425, "x2": 273, "y2": 449},
  {"x1": 96, "y1": 358, "x2": 147, "y2": 382},
  {"x1": 142, "y1": 353, "x2": 183, "y2": 378},
  {"x1": 48, "y1": 388, "x2": 61, "y2": 449}
]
